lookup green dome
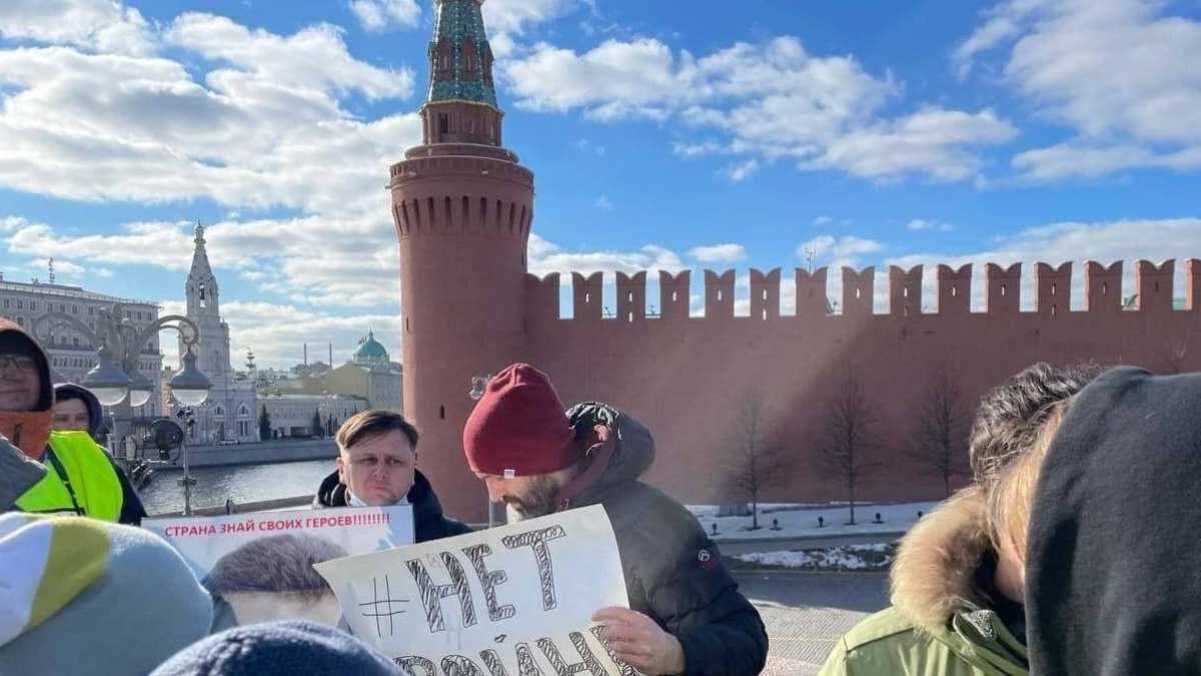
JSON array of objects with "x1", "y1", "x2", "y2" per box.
[{"x1": 353, "y1": 331, "x2": 389, "y2": 364}]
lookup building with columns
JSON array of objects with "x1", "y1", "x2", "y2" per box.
[
  {"x1": 0, "y1": 273, "x2": 163, "y2": 418},
  {"x1": 179, "y1": 224, "x2": 258, "y2": 444}
]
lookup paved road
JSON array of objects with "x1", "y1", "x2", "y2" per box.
[{"x1": 734, "y1": 572, "x2": 889, "y2": 676}]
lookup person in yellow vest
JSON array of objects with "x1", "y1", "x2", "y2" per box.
[{"x1": 0, "y1": 319, "x2": 146, "y2": 525}]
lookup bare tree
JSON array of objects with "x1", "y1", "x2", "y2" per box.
[
  {"x1": 907, "y1": 368, "x2": 968, "y2": 498},
  {"x1": 817, "y1": 364, "x2": 880, "y2": 525},
  {"x1": 724, "y1": 389, "x2": 793, "y2": 530}
]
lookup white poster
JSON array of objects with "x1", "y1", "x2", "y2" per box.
[
  {"x1": 145, "y1": 505, "x2": 415, "y2": 627},
  {"x1": 316, "y1": 505, "x2": 636, "y2": 676}
]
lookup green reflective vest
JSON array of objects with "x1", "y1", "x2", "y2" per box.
[{"x1": 14, "y1": 431, "x2": 124, "y2": 522}]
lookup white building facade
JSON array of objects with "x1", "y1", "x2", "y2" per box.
[
  {"x1": 259, "y1": 393, "x2": 366, "y2": 439},
  {"x1": 0, "y1": 274, "x2": 163, "y2": 418}
]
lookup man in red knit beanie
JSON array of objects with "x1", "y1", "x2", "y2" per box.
[{"x1": 463, "y1": 363, "x2": 767, "y2": 676}]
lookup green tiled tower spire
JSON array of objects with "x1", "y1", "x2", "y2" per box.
[{"x1": 428, "y1": 0, "x2": 498, "y2": 108}]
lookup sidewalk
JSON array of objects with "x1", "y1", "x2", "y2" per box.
[{"x1": 692, "y1": 500, "x2": 938, "y2": 544}]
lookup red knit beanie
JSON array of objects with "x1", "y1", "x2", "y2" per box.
[{"x1": 463, "y1": 363, "x2": 576, "y2": 476}]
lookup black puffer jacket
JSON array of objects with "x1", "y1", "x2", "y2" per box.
[
  {"x1": 312, "y1": 469, "x2": 472, "y2": 543},
  {"x1": 563, "y1": 402, "x2": 769, "y2": 676}
]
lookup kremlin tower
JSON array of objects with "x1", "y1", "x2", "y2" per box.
[{"x1": 390, "y1": 0, "x2": 533, "y2": 520}]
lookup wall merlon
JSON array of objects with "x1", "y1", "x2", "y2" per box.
[
  {"x1": 1085, "y1": 261, "x2": 1123, "y2": 313},
  {"x1": 704, "y1": 270, "x2": 735, "y2": 319},
  {"x1": 937, "y1": 264, "x2": 971, "y2": 315},
  {"x1": 796, "y1": 267, "x2": 829, "y2": 319},
  {"x1": 660, "y1": 271, "x2": 690, "y2": 320},
  {"x1": 525, "y1": 273, "x2": 559, "y2": 322},
  {"x1": 889, "y1": 265, "x2": 923, "y2": 318},
  {"x1": 842, "y1": 267, "x2": 875, "y2": 318},
  {"x1": 572, "y1": 271, "x2": 603, "y2": 320},
  {"x1": 616, "y1": 271, "x2": 647, "y2": 322},
  {"x1": 986, "y1": 263, "x2": 1021, "y2": 315},
  {"x1": 1188, "y1": 259, "x2": 1201, "y2": 311},
  {"x1": 1036, "y1": 262, "x2": 1072, "y2": 318},
  {"x1": 749, "y1": 268, "x2": 781, "y2": 321},
  {"x1": 1136, "y1": 259, "x2": 1174, "y2": 313}
]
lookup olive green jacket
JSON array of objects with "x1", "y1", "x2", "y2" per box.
[{"x1": 819, "y1": 488, "x2": 1028, "y2": 676}]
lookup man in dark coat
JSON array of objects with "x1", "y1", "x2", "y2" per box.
[
  {"x1": 313, "y1": 409, "x2": 470, "y2": 543},
  {"x1": 463, "y1": 363, "x2": 768, "y2": 676}
]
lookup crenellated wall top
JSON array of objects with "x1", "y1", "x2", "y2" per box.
[{"x1": 522, "y1": 259, "x2": 1201, "y2": 322}]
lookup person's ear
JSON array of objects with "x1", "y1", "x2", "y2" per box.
[{"x1": 336, "y1": 455, "x2": 346, "y2": 483}]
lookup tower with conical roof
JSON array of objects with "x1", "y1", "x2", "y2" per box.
[
  {"x1": 182, "y1": 223, "x2": 258, "y2": 444},
  {"x1": 390, "y1": 0, "x2": 534, "y2": 520}
]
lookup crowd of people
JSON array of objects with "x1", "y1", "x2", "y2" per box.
[{"x1": 3, "y1": 314, "x2": 1201, "y2": 674}]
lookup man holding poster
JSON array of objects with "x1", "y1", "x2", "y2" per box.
[
  {"x1": 462, "y1": 364, "x2": 769, "y2": 676},
  {"x1": 314, "y1": 409, "x2": 471, "y2": 543}
]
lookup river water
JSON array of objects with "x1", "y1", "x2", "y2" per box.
[{"x1": 139, "y1": 459, "x2": 333, "y2": 515}]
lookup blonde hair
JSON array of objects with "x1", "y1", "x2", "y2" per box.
[{"x1": 985, "y1": 401, "x2": 1068, "y2": 565}]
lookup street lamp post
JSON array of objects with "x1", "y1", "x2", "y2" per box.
[
  {"x1": 470, "y1": 373, "x2": 494, "y2": 527},
  {"x1": 34, "y1": 302, "x2": 212, "y2": 514}
]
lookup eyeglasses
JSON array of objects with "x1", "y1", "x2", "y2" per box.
[{"x1": 0, "y1": 355, "x2": 37, "y2": 371}]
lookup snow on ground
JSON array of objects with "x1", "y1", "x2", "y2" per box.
[
  {"x1": 736, "y1": 543, "x2": 896, "y2": 571},
  {"x1": 688, "y1": 501, "x2": 940, "y2": 541}
]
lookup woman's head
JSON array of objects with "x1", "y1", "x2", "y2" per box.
[
  {"x1": 52, "y1": 384, "x2": 104, "y2": 439},
  {"x1": 984, "y1": 399, "x2": 1069, "y2": 600}
]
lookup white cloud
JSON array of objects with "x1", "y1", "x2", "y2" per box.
[
  {"x1": 166, "y1": 13, "x2": 412, "y2": 100},
  {"x1": 799, "y1": 234, "x2": 885, "y2": 264},
  {"x1": 814, "y1": 107, "x2": 1016, "y2": 181},
  {"x1": 723, "y1": 159, "x2": 760, "y2": 182},
  {"x1": 0, "y1": 0, "x2": 156, "y2": 56},
  {"x1": 888, "y1": 217, "x2": 1201, "y2": 311},
  {"x1": 575, "y1": 138, "x2": 606, "y2": 156},
  {"x1": 595, "y1": 195, "x2": 614, "y2": 211},
  {"x1": 1012, "y1": 143, "x2": 1201, "y2": 181},
  {"x1": 906, "y1": 219, "x2": 954, "y2": 232},
  {"x1": 812, "y1": 215, "x2": 834, "y2": 227},
  {"x1": 349, "y1": 0, "x2": 421, "y2": 32},
  {"x1": 527, "y1": 234, "x2": 686, "y2": 278},
  {"x1": 688, "y1": 244, "x2": 748, "y2": 264},
  {"x1": 959, "y1": 0, "x2": 1201, "y2": 180},
  {"x1": 3, "y1": 214, "x2": 402, "y2": 309},
  {"x1": 501, "y1": 35, "x2": 1013, "y2": 182},
  {"x1": 0, "y1": 32, "x2": 420, "y2": 211},
  {"x1": 483, "y1": 0, "x2": 578, "y2": 37}
]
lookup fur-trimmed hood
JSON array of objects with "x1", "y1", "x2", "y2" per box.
[{"x1": 890, "y1": 487, "x2": 992, "y2": 634}]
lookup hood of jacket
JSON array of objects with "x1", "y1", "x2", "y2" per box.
[
  {"x1": 890, "y1": 486, "x2": 993, "y2": 634},
  {"x1": 0, "y1": 319, "x2": 53, "y2": 459},
  {"x1": 0, "y1": 514, "x2": 212, "y2": 675},
  {"x1": 555, "y1": 402, "x2": 654, "y2": 509},
  {"x1": 1026, "y1": 366, "x2": 1201, "y2": 676}
]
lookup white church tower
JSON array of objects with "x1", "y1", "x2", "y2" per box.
[{"x1": 181, "y1": 224, "x2": 258, "y2": 444}]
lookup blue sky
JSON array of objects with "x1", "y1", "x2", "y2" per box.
[{"x1": 1, "y1": 0, "x2": 1199, "y2": 367}]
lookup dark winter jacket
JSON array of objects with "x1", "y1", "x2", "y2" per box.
[
  {"x1": 560, "y1": 402, "x2": 769, "y2": 676},
  {"x1": 1026, "y1": 367, "x2": 1201, "y2": 676},
  {"x1": 312, "y1": 468, "x2": 471, "y2": 543},
  {"x1": 820, "y1": 487, "x2": 1028, "y2": 675}
]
